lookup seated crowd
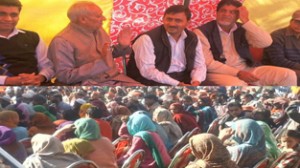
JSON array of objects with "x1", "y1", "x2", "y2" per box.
[
  {"x1": 0, "y1": 86, "x2": 298, "y2": 167},
  {"x1": 0, "y1": 0, "x2": 299, "y2": 86}
]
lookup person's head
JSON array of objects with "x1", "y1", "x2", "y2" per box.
[
  {"x1": 231, "y1": 119, "x2": 265, "y2": 148},
  {"x1": 62, "y1": 109, "x2": 79, "y2": 121},
  {"x1": 240, "y1": 93, "x2": 254, "y2": 105},
  {"x1": 169, "y1": 102, "x2": 184, "y2": 114},
  {"x1": 110, "y1": 105, "x2": 131, "y2": 117},
  {"x1": 32, "y1": 94, "x2": 47, "y2": 106},
  {"x1": 290, "y1": 9, "x2": 300, "y2": 34},
  {"x1": 198, "y1": 96, "x2": 213, "y2": 107},
  {"x1": 144, "y1": 94, "x2": 159, "y2": 107},
  {"x1": 253, "y1": 108, "x2": 271, "y2": 122},
  {"x1": 86, "y1": 106, "x2": 103, "y2": 119},
  {"x1": 189, "y1": 133, "x2": 236, "y2": 167},
  {"x1": 0, "y1": 95, "x2": 10, "y2": 108},
  {"x1": 181, "y1": 95, "x2": 193, "y2": 106},
  {"x1": 0, "y1": 110, "x2": 19, "y2": 128},
  {"x1": 163, "y1": 5, "x2": 191, "y2": 39},
  {"x1": 31, "y1": 134, "x2": 64, "y2": 155},
  {"x1": 28, "y1": 113, "x2": 55, "y2": 130},
  {"x1": 152, "y1": 107, "x2": 174, "y2": 123},
  {"x1": 0, "y1": 0, "x2": 22, "y2": 36},
  {"x1": 90, "y1": 99, "x2": 109, "y2": 117},
  {"x1": 50, "y1": 93, "x2": 63, "y2": 104},
  {"x1": 79, "y1": 103, "x2": 93, "y2": 118},
  {"x1": 216, "y1": 0, "x2": 242, "y2": 30},
  {"x1": 281, "y1": 130, "x2": 300, "y2": 150},
  {"x1": 227, "y1": 101, "x2": 243, "y2": 118},
  {"x1": 74, "y1": 118, "x2": 100, "y2": 140},
  {"x1": 0, "y1": 126, "x2": 16, "y2": 146},
  {"x1": 67, "y1": 1, "x2": 106, "y2": 32},
  {"x1": 127, "y1": 112, "x2": 156, "y2": 136}
]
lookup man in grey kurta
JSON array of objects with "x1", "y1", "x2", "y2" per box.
[{"x1": 48, "y1": 1, "x2": 142, "y2": 86}]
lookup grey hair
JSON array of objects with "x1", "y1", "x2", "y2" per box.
[{"x1": 67, "y1": 1, "x2": 97, "y2": 22}]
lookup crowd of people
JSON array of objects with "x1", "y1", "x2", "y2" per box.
[
  {"x1": 0, "y1": 86, "x2": 297, "y2": 167},
  {"x1": 0, "y1": 0, "x2": 299, "y2": 86},
  {"x1": 1, "y1": 0, "x2": 300, "y2": 167}
]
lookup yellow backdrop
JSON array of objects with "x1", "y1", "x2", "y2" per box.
[
  {"x1": 244, "y1": 0, "x2": 300, "y2": 33},
  {"x1": 18, "y1": 0, "x2": 113, "y2": 45},
  {"x1": 17, "y1": 0, "x2": 300, "y2": 45}
]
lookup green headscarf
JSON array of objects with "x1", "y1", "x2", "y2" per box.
[
  {"x1": 62, "y1": 138, "x2": 95, "y2": 158},
  {"x1": 256, "y1": 121, "x2": 281, "y2": 161},
  {"x1": 33, "y1": 105, "x2": 56, "y2": 121},
  {"x1": 74, "y1": 118, "x2": 100, "y2": 140},
  {"x1": 127, "y1": 112, "x2": 165, "y2": 168}
]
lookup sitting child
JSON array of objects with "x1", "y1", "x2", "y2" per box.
[{"x1": 273, "y1": 129, "x2": 300, "y2": 168}]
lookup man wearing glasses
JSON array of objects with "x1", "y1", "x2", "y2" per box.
[{"x1": 263, "y1": 9, "x2": 300, "y2": 85}]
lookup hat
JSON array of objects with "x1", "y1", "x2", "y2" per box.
[
  {"x1": 75, "y1": 98, "x2": 86, "y2": 105},
  {"x1": 0, "y1": 95, "x2": 11, "y2": 103},
  {"x1": 22, "y1": 90, "x2": 36, "y2": 99},
  {"x1": 292, "y1": 10, "x2": 300, "y2": 21}
]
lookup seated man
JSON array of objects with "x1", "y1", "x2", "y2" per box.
[
  {"x1": 263, "y1": 9, "x2": 300, "y2": 85},
  {"x1": 126, "y1": 5, "x2": 206, "y2": 86},
  {"x1": 48, "y1": 1, "x2": 141, "y2": 86},
  {"x1": 193, "y1": 0, "x2": 297, "y2": 86},
  {"x1": 0, "y1": 0, "x2": 54, "y2": 85}
]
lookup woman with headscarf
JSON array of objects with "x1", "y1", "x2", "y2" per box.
[
  {"x1": 78, "y1": 103, "x2": 93, "y2": 118},
  {"x1": 0, "y1": 110, "x2": 28, "y2": 140},
  {"x1": 169, "y1": 103, "x2": 199, "y2": 134},
  {"x1": 118, "y1": 112, "x2": 171, "y2": 168},
  {"x1": 152, "y1": 107, "x2": 182, "y2": 147},
  {"x1": 187, "y1": 133, "x2": 238, "y2": 168},
  {"x1": 256, "y1": 120, "x2": 281, "y2": 162},
  {"x1": 196, "y1": 96, "x2": 218, "y2": 132},
  {"x1": 62, "y1": 118, "x2": 117, "y2": 168},
  {"x1": 86, "y1": 106, "x2": 113, "y2": 140},
  {"x1": 90, "y1": 99, "x2": 110, "y2": 117},
  {"x1": 110, "y1": 105, "x2": 132, "y2": 140},
  {"x1": 23, "y1": 134, "x2": 83, "y2": 168},
  {"x1": 33, "y1": 105, "x2": 56, "y2": 122},
  {"x1": 227, "y1": 118, "x2": 267, "y2": 168},
  {"x1": 0, "y1": 126, "x2": 27, "y2": 163},
  {"x1": 28, "y1": 113, "x2": 56, "y2": 137}
]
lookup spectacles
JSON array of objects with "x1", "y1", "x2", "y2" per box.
[{"x1": 292, "y1": 19, "x2": 300, "y2": 25}]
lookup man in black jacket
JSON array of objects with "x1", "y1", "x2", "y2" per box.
[{"x1": 127, "y1": 5, "x2": 206, "y2": 86}]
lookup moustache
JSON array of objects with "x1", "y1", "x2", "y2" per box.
[{"x1": 168, "y1": 26, "x2": 178, "y2": 29}]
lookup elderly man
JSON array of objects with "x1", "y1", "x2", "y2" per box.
[
  {"x1": 0, "y1": 0, "x2": 54, "y2": 85},
  {"x1": 194, "y1": 0, "x2": 297, "y2": 86},
  {"x1": 263, "y1": 10, "x2": 300, "y2": 85},
  {"x1": 127, "y1": 5, "x2": 206, "y2": 86},
  {"x1": 48, "y1": 1, "x2": 141, "y2": 86}
]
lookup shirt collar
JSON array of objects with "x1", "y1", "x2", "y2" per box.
[
  {"x1": 217, "y1": 23, "x2": 238, "y2": 35},
  {"x1": 0, "y1": 28, "x2": 25, "y2": 39},
  {"x1": 285, "y1": 26, "x2": 300, "y2": 39},
  {"x1": 166, "y1": 30, "x2": 187, "y2": 41}
]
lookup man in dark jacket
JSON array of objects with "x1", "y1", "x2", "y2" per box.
[
  {"x1": 127, "y1": 5, "x2": 206, "y2": 86},
  {"x1": 0, "y1": 0, "x2": 54, "y2": 85},
  {"x1": 194, "y1": 0, "x2": 296, "y2": 86}
]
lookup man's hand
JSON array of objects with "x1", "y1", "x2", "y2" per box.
[
  {"x1": 18, "y1": 73, "x2": 46, "y2": 85},
  {"x1": 117, "y1": 26, "x2": 132, "y2": 48},
  {"x1": 238, "y1": 6, "x2": 249, "y2": 24},
  {"x1": 191, "y1": 81, "x2": 201, "y2": 86},
  {"x1": 102, "y1": 43, "x2": 110, "y2": 56},
  {"x1": 218, "y1": 127, "x2": 235, "y2": 143},
  {"x1": 4, "y1": 76, "x2": 23, "y2": 85},
  {"x1": 178, "y1": 82, "x2": 191, "y2": 86},
  {"x1": 237, "y1": 70, "x2": 259, "y2": 83}
]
